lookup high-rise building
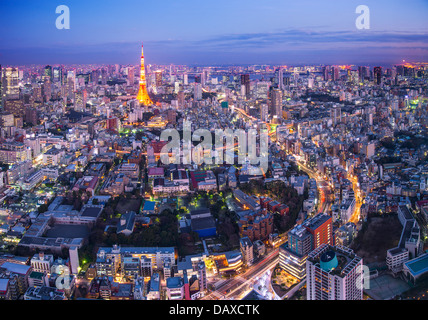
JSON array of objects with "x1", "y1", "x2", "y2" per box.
[
  {"x1": 42, "y1": 78, "x2": 51, "y2": 102},
  {"x1": 332, "y1": 66, "x2": 340, "y2": 81},
  {"x1": 270, "y1": 88, "x2": 282, "y2": 119},
  {"x1": 194, "y1": 83, "x2": 202, "y2": 101},
  {"x1": 358, "y1": 66, "x2": 368, "y2": 83},
  {"x1": 44, "y1": 65, "x2": 53, "y2": 81},
  {"x1": 177, "y1": 91, "x2": 185, "y2": 107},
  {"x1": 240, "y1": 237, "x2": 254, "y2": 267},
  {"x1": 2, "y1": 67, "x2": 20, "y2": 100},
  {"x1": 305, "y1": 213, "x2": 333, "y2": 250},
  {"x1": 374, "y1": 66, "x2": 382, "y2": 85},
  {"x1": 279, "y1": 213, "x2": 333, "y2": 280},
  {"x1": 74, "y1": 89, "x2": 87, "y2": 112},
  {"x1": 330, "y1": 105, "x2": 341, "y2": 126},
  {"x1": 241, "y1": 74, "x2": 250, "y2": 99},
  {"x1": 4, "y1": 99, "x2": 25, "y2": 117},
  {"x1": 136, "y1": 43, "x2": 153, "y2": 106},
  {"x1": 260, "y1": 103, "x2": 269, "y2": 122},
  {"x1": 278, "y1": 68, "x2": 284, "y2": 90},
  {"x1": 53, "y1": 67, "x2": 62, "y2": 83},
  {"x1": 127, "y1": 67, "x2": 134, "y2": 85},
  {"x1": 69, "y1": 246, "x2": 79, "y2": 275},
  {"x1": 306, "y1": 244, "x2": 363, "y2": 300},
  {"x1": 323, "y1": 66, "x2": 331, "y2": 81},
  {"x1": 197, "y1": 261, "x2": 207, "y2": 292},
  {"x1": 154, "y1": 70, "x2": 162, "y2": 88}
]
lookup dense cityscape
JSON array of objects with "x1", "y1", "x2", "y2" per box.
[
  {"x1": 0, "y1": 1, "x2": 427, "y2": 306},
  {"x1": 0, "y1": 45, "x2": 427, "y2": 301}
]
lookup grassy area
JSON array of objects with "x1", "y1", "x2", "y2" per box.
[{"x1": 350, "y1": 214, "x2": 403, "y2": 264}]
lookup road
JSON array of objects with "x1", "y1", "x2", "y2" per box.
[
  {"x1": 202, "y1": 248, "x2": 279, "y2": 300},
  {"x1": 295, "y1": 159, "x2": 332, "y2": 216}
]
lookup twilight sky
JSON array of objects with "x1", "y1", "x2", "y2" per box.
[{"x1": 0, "y1": 0, "x2": 427, "y2": 66}]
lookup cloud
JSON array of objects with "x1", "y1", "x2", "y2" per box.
[{"x1": 1, "y1": 29, "x2": 427, "y2": 65}]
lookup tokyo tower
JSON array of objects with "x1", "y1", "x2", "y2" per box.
[{"x1": 136, "y1": 43, "x2": 153, "y2": 105}]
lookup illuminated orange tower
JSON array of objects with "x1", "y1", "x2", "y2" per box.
[{"x1": 136, "y1": 43, "x2": 153, "y2": 105}]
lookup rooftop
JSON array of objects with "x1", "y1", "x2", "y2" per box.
[{"x1": 405, "y1": 253, "x2": 428, "y2": 276}]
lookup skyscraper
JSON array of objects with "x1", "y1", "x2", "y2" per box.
[
  {"x1": 44, "y1": 65, "x2": 53, "y2": 81},
  {"x1": 270, "y1": 88, "x2": 282, "y2": 120},
  {"x1": 332, "y1": 66, "x2": 340, "y2": 81},
  {"x1": 278, "y1": 68, "x2": 284, "y2": 90},
  {"x1": 306, "y1": 244, "x2": 363, "y2": 300},
  {"x1": 127, "y1": 67, "x2": 134, "y2": 85},
  {"x1": 323, "y1": 66, "x2": 331, "y2": 81},
  {"x1": 241, "y1": 74, "x2": 250, "y2": 99},
  {"x1": 2, "y1": 67, "x2": 20, "y2": 100},
  {"x1": 136, "y1": 43, "x2": 153, "y2": 105},
  {"x1": 279, "y1": 213, "x2": 333, "y2": 280},
  {"x1": 154, "y1": 70, "x2": 162, "y2": 88},
  {"x1": 374, "y1": 66, "x2": 382, "y2": 85}
]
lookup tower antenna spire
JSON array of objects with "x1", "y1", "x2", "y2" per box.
[{"x1": 136, "y1": 43, "x2": 153, "y2": 105}]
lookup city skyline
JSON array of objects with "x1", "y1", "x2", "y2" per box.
[{"x1": 1, "y1": 0, "x2": 427, "y2": 66}]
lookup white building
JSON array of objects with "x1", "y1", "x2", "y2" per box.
[
  {"x1": 30, "y1": 252, "x2": 54, "y2": 274},
  {"x1": 306, "y1": 244, "x2": 363, "y2": 300},
  {"x1": 69, "y1": 246, "x2": 79, "y2": 275},
  {"x1": 240, "y1": 237, "x2": 254, "y2": 267}
]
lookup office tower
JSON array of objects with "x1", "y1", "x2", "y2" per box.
[
  {"x1": 201, "y1": 69, "x2": 209, "y2": 86},
  {"x1": 278, "y1": 68, "x2": 284, "y2": 90},
  {"x1": 183, "y1": 73, "x2": 188, "y2": 85},
  {"x1": 127, "y1": 67, "x2": 134, "y2": 85},
  {"x1": 194, "y1": 83, "x2": 202, "y2": 100},
  {"x1": 270, "y1": 88, "x2": 282, "y2": 119},
  {"x1": 0, "y1": 112, "x2": 14, "y2": 128},
  {"x1": 304, "y1": 213, "x2": 333, "y2": 250},
  {"x1": 4, "y1": 99, "x2": 25, "y2": 117},
  {"x1": 330, "y1": 105, "x2": 341, "y2": 125},
  {"x1": 308, "y1": 77, "x2": 314, "y2": 88},
  {"x1": 136, "y1": 43, "x2": 153, "y2": 105},
  {"x1": 260, "y1": 103, "x2": 268, "y2": 122},
  {"x1": 279, "y1": 213, "x2": 333, "y2": 280},
  {"x1": 52, "y1": 66, "x2": 62, "y2": 83},
  {"x1": 306, "y1": 244, "x2": 363, "y2": 300},
  {"x1": 42, "y1": 78, "x2": 51, "y2": 102},
  {"x1": 332, "y1": 66, "x2": 340, "y2": 81},
  {"x1": 101, "y1": 68, "x2": 107, "y2": 85},
  {"x1": 74, "y1": 89, "x2": 87, "y2": 111},
  {"x1": 44, "y1": 65, "x2": 53, "y2": 81},
  {"x1": 323, "y1": 66, "x2": 331, "y2": 81},
  {"x1": 2, "y1": 67, "x2": 20, "y2": 100},
  {"x1": 154, "y1": 70, "x2": 162, "y2": 88},
  {"x1": 177, "y1": 91, "x2": 185, "y2": 107},
  {"x1": 374, "y1": 66, "x2": 382, "y2": 85},
  {"x1": 358, "y1": 66, "x2": 368, "y2": 82},
  {"x1": 241, "y1": 74, "x2": 250, "y2": 99}
]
